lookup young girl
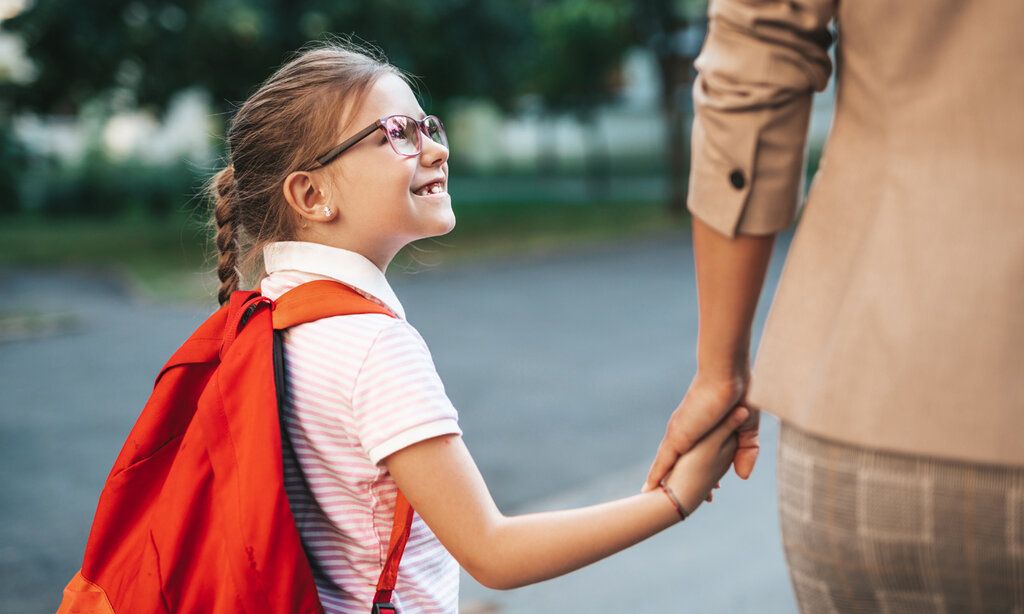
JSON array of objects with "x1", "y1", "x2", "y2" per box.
[{"x1": 208, "y1": 40, "x2": 746, "y2": 613}]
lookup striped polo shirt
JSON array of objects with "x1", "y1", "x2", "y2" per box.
[{"x1": 260, "y1": 241, "x2": 461, "y2": 614}]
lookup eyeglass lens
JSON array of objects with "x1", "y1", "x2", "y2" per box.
[{"x1": 382, "y1": 116, "x2": 447, "y2": 156}]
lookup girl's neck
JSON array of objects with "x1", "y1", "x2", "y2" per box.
[{"x1": 294, "y1": 231, "x2": 398, "y2": 273}]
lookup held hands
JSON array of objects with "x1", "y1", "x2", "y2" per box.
[
  {"x1": 659, "y1": 406, "x2": 748, "y2": 515},
  {"x1": 643, "y1": 373, "x2": 761, "y2": 494}
]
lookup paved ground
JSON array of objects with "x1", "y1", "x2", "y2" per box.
[{"x1": 0, "y1": 230, "x2": 795, "y2": 612}]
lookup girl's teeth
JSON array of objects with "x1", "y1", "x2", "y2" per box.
[{"x1": 417, "y1": 183, "x2": 443, "y2": 196}]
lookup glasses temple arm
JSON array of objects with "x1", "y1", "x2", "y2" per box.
[{"x1": 311, "y1": 120, "x2": 384, "y2": 168}]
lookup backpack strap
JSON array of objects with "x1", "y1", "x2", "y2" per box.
[
  {"x1": 270, "y1": 279, "x2": 415, "y2": 612},
  {"x1": 371, "y1": 494, "x2": 414, "y2": 607},
  {"x1": 272, "y1": 279, "x2": 394, "y2": 329}
]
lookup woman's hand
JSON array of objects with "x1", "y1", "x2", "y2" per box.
[
  {"x1": 662, "y1": 406, "x2": 748, "y2": 515},
  {"x1": 643, "y1": 372, "x2": 760, "y2": 492}
]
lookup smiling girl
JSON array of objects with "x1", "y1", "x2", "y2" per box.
[{"x1": 209, "y1": 40, "x2": 744, "y2": 613}]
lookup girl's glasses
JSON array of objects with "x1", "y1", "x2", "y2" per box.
[{"x1": 306, "y1": 114, "x2": 448, "y2": 170}]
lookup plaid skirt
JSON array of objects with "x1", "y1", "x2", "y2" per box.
[{"x1": 777, "y1": 423, "x2": 1024, "y2": 613}]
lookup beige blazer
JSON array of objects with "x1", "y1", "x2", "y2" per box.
[{"x1": 687, "y1": 0, "x2": 1024, "y2": 465}]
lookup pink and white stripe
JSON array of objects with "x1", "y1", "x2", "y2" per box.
[{"x1": 260, "y1": 242, "x2": 461, "y2": 613}]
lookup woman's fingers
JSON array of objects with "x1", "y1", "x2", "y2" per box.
[
  {"x1": 643, "y1": 402, "x2": 706, "y2": 491},
  {"x1": 709, "y1": 407, "x2": 749, "y2": 446},
  {"x1": 732, "y1": 409, "x2": 761, "y2": 479},
  {"x1": 642, "y1": 444, "x2": 681, "y2": 493}
]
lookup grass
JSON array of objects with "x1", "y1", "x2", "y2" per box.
[
  {"x1": 0, "y1": 199, "x2": 689, "y2": 304},
  {"x1": 0, "y1": 212, "x2": 216, "y2": 303}
]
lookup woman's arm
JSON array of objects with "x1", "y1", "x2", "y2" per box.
[
  {"x1": 383, "y1": 406, "x2": 746, "y2": 590},
  {"x1": 644, "y1": 219, "x2": 775, "y2": 490},
  {"x1": 644, "y1": 0, "x2": 835, "y2": 489}
]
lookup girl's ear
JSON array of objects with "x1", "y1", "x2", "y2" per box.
[{"x1": 282, "y1": 171, "x2": 331, "y2": 224}]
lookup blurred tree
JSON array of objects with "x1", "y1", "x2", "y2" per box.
[
  {"x1": 284, "y1": 0, "x2": 534, "y2": 118},
  {"x1": 633, "y1": 0, "x2": 707, "y2": 216},
  {"x1": 0, "y1": 119, "x2": 26, "y2": 215},
  {"x1": 0, "y1": 0, "x2": 532, "y2": 117},
  {"x1": 0, "y1": 0, "x2": 534, "y2": 216},
  {"x1": 2, "y1": 0, "x2": 709, "y2": 216},
  {"x1": 527, "y1": 0, "x2": 707, "y2": 213},
  {"x1": 529, "y1": 0, "x2": 632, "y2": 195}
]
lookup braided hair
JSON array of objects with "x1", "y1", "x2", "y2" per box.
[{"x1": 212, "y1": 164, "x2": 240, "y2": 305}]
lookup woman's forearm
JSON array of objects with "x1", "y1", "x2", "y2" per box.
[
  {"x1": 470, "y1": 492, "x2": 679, "y2": 590},
  {"x1": 692, "y1": 217, "x2": 776, "y2": 379}
]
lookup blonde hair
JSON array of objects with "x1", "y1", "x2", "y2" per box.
[{"x1": 206, "y1": 38, "x2": 404, "y2": 305}]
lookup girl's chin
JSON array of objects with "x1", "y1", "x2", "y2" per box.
[
  {"x1": 428, "y1": 210, "x2": 456, "y2": 237},
  {"x1": 410, "y1": 194, "x2": 455, "y2": 235}
]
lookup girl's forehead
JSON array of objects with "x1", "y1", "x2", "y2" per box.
[{"x1": 356, "y1": 74, "x2": 424, "y2": 122}]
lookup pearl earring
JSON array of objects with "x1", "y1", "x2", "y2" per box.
[{"x1": 323, "y1": 206, "x2": 332, "y2": 218}]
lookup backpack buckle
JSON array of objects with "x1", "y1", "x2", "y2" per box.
[{"x1": 371, "y1": 604, "x2": 397, "y2": 614}]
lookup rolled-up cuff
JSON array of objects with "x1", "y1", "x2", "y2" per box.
[{"x1": 687, "y1": 84, "x2": 814, "y2": 237}]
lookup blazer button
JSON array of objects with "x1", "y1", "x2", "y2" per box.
[{"x1": 729, "y1": 169, "x2": 746, "y2": 190}]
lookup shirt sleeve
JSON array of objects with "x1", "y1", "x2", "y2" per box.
[
  {"x1": 351, "y1": 320, "x2": 462, "y2": 465},
  {"x1": 687, "y1": 0, "x2": 835, "y2": 237}
]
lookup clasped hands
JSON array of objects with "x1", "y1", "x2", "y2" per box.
[{"x1": 641, "y1": 372, "x2": 761, "y2": 516}]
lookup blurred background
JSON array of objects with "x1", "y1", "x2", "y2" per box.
[{"x1": 0, "y1": 0, "x2": 834, "y2": 611}]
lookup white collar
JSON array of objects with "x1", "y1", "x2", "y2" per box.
[{"x1": 262, "y1": 241, "x2": 406, "y2": 320}]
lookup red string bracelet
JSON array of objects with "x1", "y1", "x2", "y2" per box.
[{"x1": 659, "y1": 483, "x2": 688, "y2": 521}]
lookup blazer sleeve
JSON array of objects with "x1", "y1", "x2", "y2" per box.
[{"x1": 687, "y1": 0, "x2": 835, "y2": 237}]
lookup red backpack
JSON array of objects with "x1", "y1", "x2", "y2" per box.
[{"x1": 58, "y1": 280, "x2": 412, "y2": 614}]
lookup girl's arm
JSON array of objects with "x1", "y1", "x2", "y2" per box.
[{"x1": 383, "y1": 405, "x2": 746, "y2": 590}]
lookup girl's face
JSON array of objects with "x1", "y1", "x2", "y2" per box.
[{"x1": 293, "y1": 73, "x2": 454, "y2": 269}]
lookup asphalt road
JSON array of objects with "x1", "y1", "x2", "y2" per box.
[{"x1": 0, "y1": 230, "x2": 794, "y2": 613}]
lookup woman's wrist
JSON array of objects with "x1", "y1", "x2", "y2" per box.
[
  {"x1": 695, "y1": 361, "x2": 749, "y2": 386},
  {"x1": 696, "y1": 325, "x2": 753, "y2": 378},
  {"x1": 690, "y1": 367, "x2": 749, "y2": 406},
  {"x1": 696, "y1": 337, "x2": 751, "y2": 381}
]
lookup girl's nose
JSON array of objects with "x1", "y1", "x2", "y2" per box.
[{"x1": 420, "y1": 136, "x2": 449, "y2": 167}]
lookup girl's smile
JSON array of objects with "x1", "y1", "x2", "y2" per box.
[{"x1": 412, "y1": 176, "x2": 447, "y2": 198}]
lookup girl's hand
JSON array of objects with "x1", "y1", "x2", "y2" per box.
[{"x1": 662, "y1": 406, "x2": 748, "y2": 516}]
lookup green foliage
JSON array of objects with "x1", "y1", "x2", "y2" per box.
[
  {"x1": 0, "y1": 0, "x2": 712, "y2": 218},
  {"x1": 0, "y1": 122, "x2": 26, "y2": 215},
  {"x1": 21, "y1": 147, "x2": 201, "y2": 217},
  {"x1": 304, "y1": 1, "x2": 534, "y2": 114},
  {"x1": 1, "y1": 0, "x2": 535, "y2": 116},
  {"x1": 529, "y1": 0, "x2": 633, "y2": 115},
  {"x1": 0, "y1": 200, "x2": 688, "y2": 302},
  {"x1": 0, "y1": 211, "x2": 209, "y2": 268}
]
